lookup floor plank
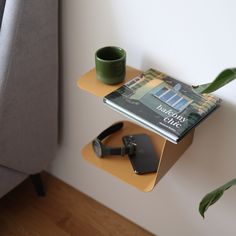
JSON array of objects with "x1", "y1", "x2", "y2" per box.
[{"x1": 0, "y1": 173, "x2": 154, "y2": 236}]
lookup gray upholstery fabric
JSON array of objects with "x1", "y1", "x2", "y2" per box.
[
  {"x1": 0, "y1": 166, "x2": 27, "y2": 198},
  {"x1": 0, "y1": 0, "x2": 6, "y2": 29},
  {"x1": 0, "y1": 0, "x2": 58, "y2": 197}
]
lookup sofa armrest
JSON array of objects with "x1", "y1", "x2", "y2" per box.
[
  {"x1": 0, "y1": 0, "x2": 6, "y2": 29},
  {"x1": 0, "y1": 0, "x2": 58, "y2": 174}
]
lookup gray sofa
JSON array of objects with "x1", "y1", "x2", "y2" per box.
[{"x1": 0, "y1": 0, "x2": 58, "y2": 198}]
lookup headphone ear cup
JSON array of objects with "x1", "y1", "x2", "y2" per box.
[
  {"x1": 92, "y1": 139, "x2": 103, "y2": 157},
  {"x1": 100, "y1": 146, "x2": 111, "y2": 157},
  {"x1": 92, "y1": 122, "x2": 126, "y2": 158},
  {"x1": 92, "y1": 139, "x2": 112, "y2": 158}
]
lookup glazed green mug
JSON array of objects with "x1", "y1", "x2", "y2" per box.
[{"x1": 95, "y1": 46, "x2": 126, "y2": 85}]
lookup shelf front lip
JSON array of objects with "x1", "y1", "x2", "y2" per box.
[{"x1": 77, "y1": 66, "x2": 141, "y2": 97}]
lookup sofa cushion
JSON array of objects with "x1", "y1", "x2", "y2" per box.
[{"x1": 0, "y1": 0, "x2": 6, "y2": 29}]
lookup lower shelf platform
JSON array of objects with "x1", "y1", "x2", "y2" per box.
[{"x1": 82, "y1": 121, "x2": 194, "y2": 192}]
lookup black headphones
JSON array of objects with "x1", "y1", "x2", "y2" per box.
[{"x1": 92, "y1": 122, "x2": 136, "y2": 158}]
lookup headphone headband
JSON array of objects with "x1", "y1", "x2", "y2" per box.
[{"x1": 97, "y1": 122, "x2": 123, "y2": 141}]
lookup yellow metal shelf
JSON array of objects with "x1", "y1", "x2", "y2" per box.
[{"x1": 77, "y1": 66, "x2": 194, "y2": 192}]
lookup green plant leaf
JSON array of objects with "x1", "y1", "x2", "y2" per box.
[
  {"x1": 199, "y1": 178, "x2": 236, "y2": 218},
  {"x1": 193, "y1": 68, "x2": 236, "y2": 94}
]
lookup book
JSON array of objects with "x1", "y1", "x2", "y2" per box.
[{"x1": 103, "y1": 68, "x2": 221, "y2": 143}]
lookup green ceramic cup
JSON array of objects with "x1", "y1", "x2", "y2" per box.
[{"x1": 95, "y1": 46, "x2": 126, "y2": 85}]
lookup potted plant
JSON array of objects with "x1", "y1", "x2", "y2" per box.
[{"x1": 192, "y1": 68, "x2": 236, "y2": 218}]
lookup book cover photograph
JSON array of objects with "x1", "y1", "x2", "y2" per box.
[{"x1": 104, "y1": 68, "x2": 221, "y2": 143}]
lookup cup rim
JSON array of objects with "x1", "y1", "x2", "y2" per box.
[{"x1": 95, "y1": 46, "x2": 126, "y2": 62}]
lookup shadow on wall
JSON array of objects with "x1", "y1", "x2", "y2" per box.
[
  {"x1": 169, "y1": 98, "x2": 236, "y2": 204},
  {"x1": 193, "y1": 100, "x2": 236, "y2": 177}
]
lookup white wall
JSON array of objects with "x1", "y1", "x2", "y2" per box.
[{"x1": 49, "y1": 0, "x2": 236, "y2": 235}]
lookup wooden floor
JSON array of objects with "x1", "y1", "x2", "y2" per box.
[{"x1": 0, "y1": 173, "x2": 153, "y2": 236}]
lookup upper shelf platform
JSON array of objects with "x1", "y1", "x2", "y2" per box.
[{"x1": 77, "y1": 66, "x2": 141, "y2": 97}]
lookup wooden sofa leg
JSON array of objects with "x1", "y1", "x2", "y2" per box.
[{"x1": 30, "y1": 173, "x2": 45, "y2": 197}]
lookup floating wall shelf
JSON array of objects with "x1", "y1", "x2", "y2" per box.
[{"x1": 77, "y1": 66, "x2": 194, "y2": 192}]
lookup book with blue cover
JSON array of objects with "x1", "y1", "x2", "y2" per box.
[{"x1": 103, "y1": 68, "x2": 221, "y2": 143}]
